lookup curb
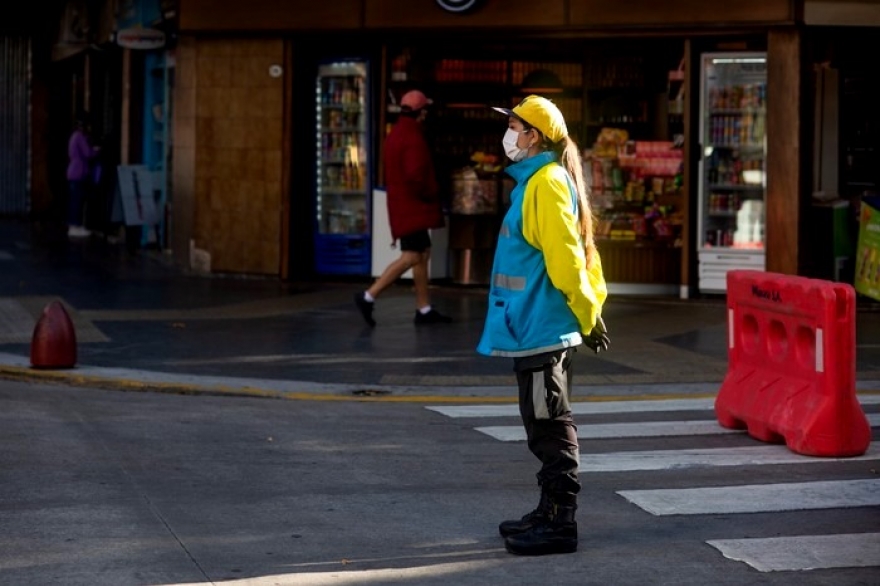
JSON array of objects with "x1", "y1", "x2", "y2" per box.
[
  {"x1": 3, "y1": 362, "x2": 880, "y2": 405},
  {"x1": 0, "y1": 364, "x2": 715, "y2": 404}
]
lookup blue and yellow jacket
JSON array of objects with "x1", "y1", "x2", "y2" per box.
[{"x1": 477, "y1": 151, "x2": 607, "y2": 358}]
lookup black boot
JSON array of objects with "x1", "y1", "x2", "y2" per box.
[
  {"x1": 504, "y1": 504, "x2": 577, "y2": 556},
  {"x1": 498, "y1": 491, "x2": 552, "y2": 537}
]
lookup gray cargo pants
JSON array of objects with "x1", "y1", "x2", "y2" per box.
[{"x1": 513, "y1": 347, "x2": 580, "y2": 506}]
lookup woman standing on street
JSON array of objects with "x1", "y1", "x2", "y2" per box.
[
  {"x1": 66, "y1": 112, "x2": 100, "y2": 238},
  {"x1": 478, "y1": 95, "x2": 610, "y2": 556}
]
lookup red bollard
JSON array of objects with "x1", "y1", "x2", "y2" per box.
[
  {"x1": 30, "y1": 300, "x2": 78, "y2": 369},
  {"x1": 715, "y1": 270, "x2": 871, "y2": 457}
]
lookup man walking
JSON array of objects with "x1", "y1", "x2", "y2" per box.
[{"x1": 355, "y1": 89, "x2": 451, "y2": 327}]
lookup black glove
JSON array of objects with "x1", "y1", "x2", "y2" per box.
[{"x1": 584, "y1": 315, "x2": 610, "y2": 354}]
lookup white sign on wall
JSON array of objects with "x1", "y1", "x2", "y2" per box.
[
  {"x1": 116, "y1": 27, "x2": 165, "y2": 50},
  {"x1": 111, "y1": 165, "x2": 161, "y2": 226}
]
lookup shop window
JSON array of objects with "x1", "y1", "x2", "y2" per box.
[{"x1": 383, "y1": 42, "x2": 686, "y2": 289}]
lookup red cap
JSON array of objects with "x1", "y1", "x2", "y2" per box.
[{"x1": 400, "y1": 89, "x2": 432, "y2": 111}]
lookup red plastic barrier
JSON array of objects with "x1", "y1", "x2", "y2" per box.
[
  {"x1": 715, "y1": 270, "x2": 871, "y2": 457},
  {"x1": 30, "y1": 300, "x2": 77, "y2": 369}
]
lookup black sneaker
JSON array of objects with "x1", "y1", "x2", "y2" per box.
[
  {"x1": 354, "y1": 292, "x2": 376, "y2": 327},
  {"x1": 414, "y1": 309, "x2": 452, "y2": 325}
]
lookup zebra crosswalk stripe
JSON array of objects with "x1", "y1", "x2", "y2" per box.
[
  {"x1": 707, "y1": 533, "x2": 880, "y2": 572},
  {"x1": 578, "y1": 445, "x2": 879, "y2": 473},
  {"x1": 476, "y1": 413, "x2": 880, "y2": 441},
  {"x1": 427, "y1": 395, "x2": 880, "y2": 419},
  {"x1": 477, "y1": 419, "x2": 743, "y2": 441},
  {"x1": 427, "y1": 398, "x2": 716, "y2": 418},
  {"x1": 618, "y1": 479, "x2": 880, "y2": 515}
]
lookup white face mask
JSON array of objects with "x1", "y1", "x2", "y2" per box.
[{"x1": 502, "y1": 128, "x2": 529, "y2": 162}]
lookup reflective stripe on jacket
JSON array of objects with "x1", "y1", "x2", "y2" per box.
[{"x1": 477, "y1": 151, "x2": 607, "y2": 358}]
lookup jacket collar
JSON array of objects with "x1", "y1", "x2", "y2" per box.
[{"x1": 504, "y1": 151, "x2": 557, "y2": 184}]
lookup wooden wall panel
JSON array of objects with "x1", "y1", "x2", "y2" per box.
[
  {"x1": 765, "y1": 29, "x2": 803, "y2": 276},
  {"x1": 600, "y1": 241, "x2": 682, "y2": 284},
  {"x1": 805, "y1": 0, "x2": 880, "y2": 26},
  {"x1": 571, "y1": 0, "x2": 795, "y2": 27},
  {"x1": 365, "y1": 0, "x2": 565, "y2": 28},
  {"x1": 279, "y1": 39, "x2": 293, "y2": 280},
  {"x1": 182, "y1": 0, "x2": 568, "y2": 31},
  {"x1": 188, "y1": 37, "x2": 286, "y2": 275},
  {"x1": 182, "y1": 0, "x2": 799, "y2": 32},
  {"x1": 180, "y1": 0, "x2": 362, "y2": 31}
]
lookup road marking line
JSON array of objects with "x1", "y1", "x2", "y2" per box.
[
  {"x1": 618, "y1": 479, "x2": 880, "y2": 515},
  {"x1": 708, "y1": 533, "x2": 880, "y2": 572},
  {"x1": 478, "y1": 414, "x2": 880, "y2": 441},
  {"x1": 578, "y1": 445, "x2": 878, "y2": 473},
  {"x1": 428, "y1": 396, "x2": 880, "y2": 418},
  {"x1": 430, "y1": 398, "x2": 716, "y2": 418},
  {"x1": 477, "y1": 419, "x2": 742, "y2": 441},
  {"x1": 165, "y1": 354, "x2": 462, "y2": 365}
]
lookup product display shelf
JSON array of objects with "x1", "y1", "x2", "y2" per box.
[
  {"x1": 314, "y1": 60, "x2": 371, "y2": 276},
  {"x1": 696, "y1": 52, "x2": 768, "y2": 293},
  {"x1": 588, "y1": 135, "x2": 685, "y2": 286}
]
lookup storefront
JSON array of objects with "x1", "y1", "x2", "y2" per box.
[
  {"x1": 24, "y1": 0, "x2": 176, "y2": 246},
  {"x1": 171, "y1": 0, "x2": 878, "y2": 297},
  {"x1": 382, "y1": 37, "x2": 694, "y2": 294}
]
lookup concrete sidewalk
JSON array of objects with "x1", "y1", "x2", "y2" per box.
[{"x1": 2, "y1": 218, "x2": 879, "y2": 400}]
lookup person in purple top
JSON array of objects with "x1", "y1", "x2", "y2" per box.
[{"x1": 66, "y1": 112, "x2": 99, "y2": 238}]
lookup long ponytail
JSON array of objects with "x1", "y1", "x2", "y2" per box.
[{"x1": 549, "y1": 136, "x2": 598, "y2": 269}]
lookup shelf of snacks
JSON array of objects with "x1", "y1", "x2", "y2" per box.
[
  {"x1": 585, "y1": 127, "x2": 685, "y2": 284},
  {"x1": 587, "y1": 128, "x2": 684, "y2": 244}
]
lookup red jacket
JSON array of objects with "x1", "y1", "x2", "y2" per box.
[{"x1": 383, "y1": 116, "x2": 444, "y2": 240}]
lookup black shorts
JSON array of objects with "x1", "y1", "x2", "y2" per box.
[{"x1": 399, "y1": 230, "x2": 431, "y2": 252}]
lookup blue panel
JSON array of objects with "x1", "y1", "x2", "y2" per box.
[
  {"x1": 315, "y1": 234, "x2": 371, "y2": 275},
  {"x1": 141, "y1": 51, "x2": 165, "y2": 170}
]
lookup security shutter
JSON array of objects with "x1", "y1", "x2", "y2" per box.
[{"x1": 0, "y1": 36, "x2": 31, "y2": 215}]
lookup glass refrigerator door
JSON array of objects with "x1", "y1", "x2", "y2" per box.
[
  {"x1": 315, "y1": 60, "x2": 371, "y2": 275},
  {"x1": 697, "y1": 53, "x2": 767, "y2": 292}
]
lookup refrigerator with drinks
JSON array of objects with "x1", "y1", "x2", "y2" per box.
[
  {"x1": 697, "y1": 52, "x2": 767, "y2": 293},
  {"x1": 315, "y1": 60, "x2": 371, "y2": 275}
]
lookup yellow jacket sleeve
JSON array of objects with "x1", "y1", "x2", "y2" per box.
[{"x1": 522, "y1": 167, "x2": 608, "y2": 333}]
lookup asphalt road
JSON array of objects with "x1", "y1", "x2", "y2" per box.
[{"x1": 1, "y1": 380, "x2": 878, "y2": 586}]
